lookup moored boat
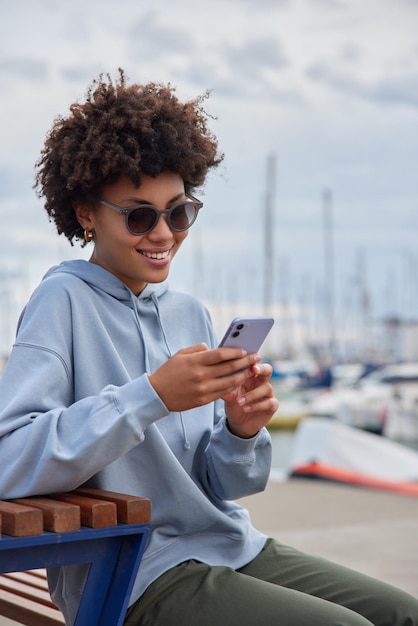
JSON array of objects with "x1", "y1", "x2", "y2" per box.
[{"x1": 287, "y1": 417, "x2": 418, "y2": 496}]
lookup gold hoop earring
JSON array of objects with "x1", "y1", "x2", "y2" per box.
[{"x1": 84, "y1": 229, "x2": 94, "y2": 243}]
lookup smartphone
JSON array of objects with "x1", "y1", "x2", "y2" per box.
[{"x1": 218, "y1": 317, "x2": 274, "y2": 354}]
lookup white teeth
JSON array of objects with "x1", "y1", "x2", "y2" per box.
[{"x1": 142, "y1": 250, "x2": 170, "y2": 259}]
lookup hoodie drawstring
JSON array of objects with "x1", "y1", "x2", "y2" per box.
[
  {"x1": 130, "y1": 292, "x2": 152, "y2": 374},
  {"x1": 150, "y1": 292, "x2": 191, "y2": 451}
]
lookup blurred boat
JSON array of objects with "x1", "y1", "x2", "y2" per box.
[
  {"x1": 269, "y1": 361, "x2": 418, "y2": 443},
  {"x1": 287, "y1": 417, "x2": 418, "y2": 497},
  {"x1": 308, "y1": 384, "x2": 391, "y2": 435},
  {"x1": 268, "y1": 402, "x2": 310, "y2": 430}
]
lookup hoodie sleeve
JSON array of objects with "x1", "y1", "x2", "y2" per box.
[
  {"x1": 0, "y1": 280, "x2": 170, "y2": 499},
  {"x1": 0, "y1": 345, "x2": 169, "y2": 499},
  {"x1": 204, "y1": 403, "x2": 272, "y2": 500}
]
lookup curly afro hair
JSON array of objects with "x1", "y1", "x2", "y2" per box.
[{"x1": 34, "y1": 69, "x2": 224, "y2": 245}]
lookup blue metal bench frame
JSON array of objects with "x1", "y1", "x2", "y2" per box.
[{"x1": 0, "y1": 522, "x2": 150, "y2": 625}]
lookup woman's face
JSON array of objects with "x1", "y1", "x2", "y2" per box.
[{"x1": 76, "y1": 172, "x2": 189, "y2": 295}]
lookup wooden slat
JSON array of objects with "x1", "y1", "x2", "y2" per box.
[
  {"x1": 25, "y1": 569, "x2": 49, "y2": 583},
  {"x1": 1, "y1": 568, "x2": 48, "y2": 589},
  {"x1": 2, "y1": 569, "x2": 49, "y2": 592},
  {"x1": 12, "y1": 497, "x2": 80, "y2": 533},
  {"x1": 0, "y1": 588, "x2": 64, "y2": 625},
  {"x1": 0, "y1": 501, "x2": 43, "y2": 537},
  {"x1": 0, "y1": 569, "x2": 63, "y2": 626},
  {"x1": 0, "y1": 576, "x2": 56, "y2": 607},
  {"x1": 74, "y1": 488, "x2": 152, "y2": 524},
  {"x1": 51, "y1": 493, "x2": 116, "y2": 528}
]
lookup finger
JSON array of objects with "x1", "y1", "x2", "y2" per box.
[
  {"x1": 217, "y1": 368, "x2": 255, "y2": 397},
  {"x1": 204, "y1": 346, "x2": 249, "y2": 366},
  {"x1": 237, "y1": 393, "x2": 279, "y2": 417},
  {"x1": 237, "y1": 381, "x2": 274, "y2": 406},
  {"x1": 179, "y1": 342, "x2": 209, "y2": 355},
  {"x1": 249, "y1": 362, "x2": 273, "y2": 380},
  {"x1": 215, "y1": 353, "x2": 262, "y2": 378}
]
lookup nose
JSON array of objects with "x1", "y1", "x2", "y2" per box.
[{"x1": 147, "y1": 213, "x2": 173, "y2": 240}]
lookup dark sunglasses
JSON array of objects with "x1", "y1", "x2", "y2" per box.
[{"x1": 98, "y1": 194, "x2": 203, "y2": 235}]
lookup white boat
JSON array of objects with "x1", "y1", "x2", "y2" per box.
[
  {"x1": 298, "y1": 362, "x2": 418, "y2": 441},
  {"x1": 359, "y1": 362, "x2": 418, "y2": 442},
  {"x1": 287, "y1": 417, "x2": 418, "y2": 497},
  {"x1": 308, "y1": 384, "x2": 393, "y2": 434}
]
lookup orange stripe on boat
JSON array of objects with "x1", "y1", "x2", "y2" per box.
[{"x1": 291, "y1": 462, "x2": 418, "y2": 497}]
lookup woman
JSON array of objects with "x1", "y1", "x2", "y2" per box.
[{"x1": 0, "y1": 71, "x2": 416, "y2": 625}]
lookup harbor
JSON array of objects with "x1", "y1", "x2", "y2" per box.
[{"x1": 240, "y1": 362, "x2": 418, "y2": 603}]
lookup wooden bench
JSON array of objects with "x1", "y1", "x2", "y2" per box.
[{"x1": 0, "y1": 488, "x2": 151, "y2": 625}]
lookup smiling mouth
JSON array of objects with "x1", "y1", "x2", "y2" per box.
[{"x1": 140, "y1": 248, "x2": 172, "y2": 260}]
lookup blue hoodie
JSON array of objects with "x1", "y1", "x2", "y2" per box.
[{"x1": 0, "y1": 260, "x2": 271, "y2": 624}]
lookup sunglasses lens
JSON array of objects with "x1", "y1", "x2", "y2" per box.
[
  {"x1": 170, "y1": 202, "x2": 197, "y2": 231},
  {"x1": 124, "y1": 201, "x2": 199, "y2": 234},
  {"x1": 127, "y1": 207, "x2": 157, "y2": 234}
]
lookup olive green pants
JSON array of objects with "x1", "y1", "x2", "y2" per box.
[{"x1": 124, "y1": 538, "x2": 418, "y2": 625}]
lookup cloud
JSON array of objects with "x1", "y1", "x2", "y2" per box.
[
  {"x1": 371, "y1": 72, "x2": 418, "y2": 108},
  {"x1": 219, "y1": 0, "x2": 291, "y2": 6},
  {"x1": 126, "y1": 11, "x2": 295, "y2": 103},
  {"x1": 0, "y1": 58, "x2": 48, "y2": 83},
  {"x1": 225, "y1": 37, "x2": 289, "y2": 74},
  {"x1": 222, "y1": 36, "x2": 290, "y2": 92},
  {"x1": 60, "y1": 66, "x2": 107, "y2": 85},
  {"x1": 305, "y1": 28, "x2": 418, "y2": 108},
  {"x1": 306, "y1": 57, "x2": 418, "y2": 108},
  {"x1": 309, "y1": 0, "x2": 345, "y2": 6},
  {"x1": 127, "y1": 10, "x2": 195, "y2": 61},
  {"x1": 182, "y1": 39, "x2": 295, "y2": 102},
  {"x1": 0, "y1": 167, "x2": 33, "y2": 200}
]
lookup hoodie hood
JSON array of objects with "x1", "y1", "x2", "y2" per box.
[
  {"x1": 44, "y1": 259, "x2": 169, "y2": 306},
  {"x1": 43, "y1": 260, "x2": 171, "y2": 374}
]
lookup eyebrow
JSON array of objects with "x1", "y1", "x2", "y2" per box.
[{"x1": 124, "y1": 192, "x2": 186, "y2": 206}]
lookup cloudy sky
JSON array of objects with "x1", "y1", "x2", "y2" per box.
[{"x1": 0, "y1": 0, "x2": 417, "y2": 355}]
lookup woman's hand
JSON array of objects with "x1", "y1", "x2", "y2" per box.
[
  {"x1": 148, "y1": 343, "x2": 263, "y2": 412},
  {"x1": 223, "y1": 363, "x2": 279, "y2": 438}
]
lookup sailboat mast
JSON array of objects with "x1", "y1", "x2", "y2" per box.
[
  {"x1": 323, "y1": 188, "x2": 335, "y2": 361},
  {"x1": 264, "y1": 154, "x2": 276, "y2": 317}
]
